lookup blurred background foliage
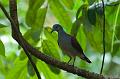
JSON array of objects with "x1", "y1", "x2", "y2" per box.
[{"x1": 0, "y1": 0, "x2": 120, "y2": 79}]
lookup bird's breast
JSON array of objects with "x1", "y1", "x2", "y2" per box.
[{"x1": 58, "y1": 36, "x2": 78, "y2": 57}]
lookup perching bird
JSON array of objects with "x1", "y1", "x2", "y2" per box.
[{"x1": 51, "y1": 24, "x2": 91, "y2": 66}]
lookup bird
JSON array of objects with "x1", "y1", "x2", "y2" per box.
[{"x1": 51, "y1": 24, "x2": 91, "y2": 66}]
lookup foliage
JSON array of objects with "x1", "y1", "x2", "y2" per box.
[{"x1": 0, "y1": 0, "x2": 120, "y2": 79}]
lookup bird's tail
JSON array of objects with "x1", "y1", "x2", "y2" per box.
[{"x1": 78, "y1": 53, "x2": 92, "y2": 63}]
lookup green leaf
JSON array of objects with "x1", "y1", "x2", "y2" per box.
[
  {"x1": 0, "y1": 40, "x2": 5, "y2": 56},
  {"x1": 27, "y1": 61, "x2": 35, "y2": 77},
  {"x1": 42, "y1": 27, "x2": 61, "y2": 74},
  {"x1": 81, "y1": 4, "x2": 93, "y2": 30},
  {"x1": 48, "y1": 0, "x2": 72, "y2": 32},
  {"x1": 60, "y1": 0, "x2": 74, "y2": 9},
  {"x1": 44, "y1": 27, "x2": 58, "y2": 41},
  {"x1": 77, "y1": 26, "x2": 87, "y2": 51},
  {"x1": 6, "y1": 58, "x2": 28, "y2": 79},
  {"x1": 116, "y1": 16, "x2": 120, "y2": 40},
  {"x1": 42, "y1": 40, "x2": 61, "y2": 74},
  {"x1": 48, "y1": 65, "x2": 60, "y2": 74},
  {"x1": 24, "y1": 6, "x2": 47, "y2": 44},
  {"x1": 42, "y1": 40, "x2": 60, "y2": 60},
  {"x1": 18, "y1": 68, "x2": 27, "y2": 79},
  {"x1": 70, "y1": 17, "x2": 82, "y2": 36},
  {"x1": 76, "y1": 4, "x2": 88, "y2": 19},
  {"x1": 88, "y1": 0, "x2": 96, "y2": 5},
  {"x1": 26, "y1": 0, "x2": 45, "y2": 27},
  {"x1": 19, "y1": 50, "x2": 27, "y2": 60},
  {"x1": 85, "y1": 26, "x2": 103, "y2": 52},
  {"x1": 0, "y1": 23, "x2": 7, "y2": 28},
  {"x1": 31, "y1": 7, "x2": 47, "y2": 42},
  {"x1": 112, "y1": 43, "x2": 120, "y2": 56},
  {"x1": 37, "y1": 61, "x2": 63, "y2": 79},
  {"x1": 87, "y1": 8, "x2": 96, "y2": 25}
]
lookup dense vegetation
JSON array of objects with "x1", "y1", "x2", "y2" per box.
[{"x1": 0, "y1": 0, "x2": 120, "y2": 79}]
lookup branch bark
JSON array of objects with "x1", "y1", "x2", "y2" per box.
[
  {"x1": 0, "y1": 1, "x2": 117, "y2": 79},
  {"x1": 9, "y1": 0, "x2": 41, "y2": 79}
]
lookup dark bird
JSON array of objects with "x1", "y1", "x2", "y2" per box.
[{"x1": 51, "y1": 24, "x2": 91, "y2": 66}]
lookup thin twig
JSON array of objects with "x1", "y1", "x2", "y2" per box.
[{"x1": 100, "y1": 0, "x2": 106, "y2": 74}]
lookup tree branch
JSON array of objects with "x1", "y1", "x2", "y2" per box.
[
  {"x1": 0, "y1": 1, "x2": 118, "y2": 79},
  {"x1": 9, "y1": 0, "x2": 41, "y2": 79}
]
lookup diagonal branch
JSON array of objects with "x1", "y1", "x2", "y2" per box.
[
  {"x1": 9, "y1": 0, "x2": 41, "y2": 79},
  {"x1": 0, "y1": 1, "x2": 118, "y2": 79}
]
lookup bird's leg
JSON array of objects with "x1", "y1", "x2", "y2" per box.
[
  {"x1": 73, "y1": 57, "x2": 76, "y2": 66},
  {"x1": 68, "y1": 56, "x2": 72, "y2": 63}
]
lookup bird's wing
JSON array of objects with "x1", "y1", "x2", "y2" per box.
[{"x1": 71, "y1": 36, "x2": 83, "y2": 53}]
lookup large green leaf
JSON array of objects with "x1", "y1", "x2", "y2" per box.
[
  {"x1": 6, "y1": 58, "x2": 27, "y2": 79},
  {"x1": 31, "y1": 7, "x2": 47, "y2": 42},
  {"x1": 24, "y1": 6, "x2": 47, "y2": 45},
  {"x1": 42, "y1": 40, "x2": 61, "y2": 74},
  {"x1": 48, "y1": 0, "x2": 72, "y2": 32},
  {"x1": 44, "y1": 27, "x2": 58, "y2": 41},
  {"x1": 42, "y1": 40, "x2": 60, "y2": 60},
  {"x1": 85, "y1": 27, "x2": 103, "y2": 52},
  {"x1": 42, "y1": 27, "x2": 61, "y2": 74},
  {"x1": 37, "y1": 61, "x2": 63, "y2": 79},
  {"x1": 0, "y1": 40, "x2": 5, "y2": 56},
  {"x1": 26, "y1": 0, "x2": 45, "y2": 27},
  {"x1": 60, "y1": 0, "x2": 74, "y2": 9}
]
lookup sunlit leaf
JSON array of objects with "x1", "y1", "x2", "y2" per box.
[
  {"x1": 24, "y1": 6, "x2": 47, "y2": 45},
  {"x1": 48, "y1": 0, "x2": 72, "y2": 32},
  {"x1": 6, "y1": 58, "x2": 27, "y2": 79},
  {"x1": 18, "y1": 68, "x2": 27, "y2": 79},
  {"x1": 76, "y1": 4, "x2": 88, "y2": 19},
  {"x1": 42, "y1": 40, "x2": 60, "y2": 60},
  {"x1": 31, "y1": 7, "x2": 47, "y2": 42},
  {"x1": 42, "y1": 27, "x2": 61, "y2": 74},
  {"x1": 37, "y1": 61, "x2": 63, "y2": 79},
  {"x1": 26, "y1": 0, "x2": 45, "y2": 27},
  {"x1": 77, "y1": 26, "x2": 87, "y2": 51},
  {"x1": 44, "y1": 27, "x2": 58, "y2": 42},
  {"x1": 61, "y1": 0, "x2": 74, "y2": 9}
]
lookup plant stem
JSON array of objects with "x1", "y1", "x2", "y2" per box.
[{"x1": 111, "y1": 4, "x2": 120, "y2": 53}]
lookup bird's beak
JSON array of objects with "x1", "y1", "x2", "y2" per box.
[{"x1": 51, "y1": 29, "x2": 54, "y2": 33}]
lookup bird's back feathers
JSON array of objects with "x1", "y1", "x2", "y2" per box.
[
  {"x1": 71, "y1": 36, "x2": 83, "y2": 53},
  {"x1": 71, "y1": 36, "x2": 91, "y2": 63}
]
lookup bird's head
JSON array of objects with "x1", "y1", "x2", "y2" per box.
[{"x1": 51, "y1": 24, "x2": 63, "y2": 33}]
